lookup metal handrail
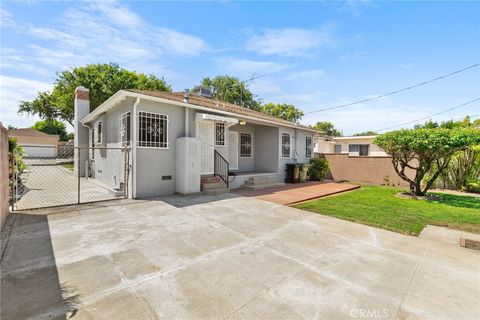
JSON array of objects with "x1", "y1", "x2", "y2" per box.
[{"x1": 214, "y1": 150, "x2": 229, "y2": 188}]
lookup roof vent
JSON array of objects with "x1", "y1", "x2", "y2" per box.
[
  {"x1": 193, "y1": 86, "x2": 212, "y2": 99},
  {"x1": 184, "y1": 89, "x2": 189, "y2": 103}
]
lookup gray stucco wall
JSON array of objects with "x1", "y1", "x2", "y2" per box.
[
  {"x1": 230, "y1": 124, "x2": 255, "y2": 172},
  {"x1": 277, "y1": 127, "x2": 315, "y2": 181},
  {"x1": 90, "y1": 98, "x2": 134, "y2": 194},
  {"x1": 254, "y1": 126, "x2": 279, "y2": 173},
  {"x1": 135, "y1": 100, "x2": 185, "y2": 197}
]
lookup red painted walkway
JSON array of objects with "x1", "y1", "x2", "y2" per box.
[{"x1": 234, "y1": 181, "x2": 360, "y2": 205}]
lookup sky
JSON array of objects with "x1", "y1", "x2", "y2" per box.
[{"x1": 1, "y1": 0, "x2": 479, "y2": 135}]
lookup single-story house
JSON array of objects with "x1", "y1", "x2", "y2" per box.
[
  {"x1": 74, "y1": 86, "x2": 319, "y2": 198},
  {"x1": 315, "y1": 135, "x2": 388, "y2": 157},
  {"x1": 8, "y1": 128, "x2": 59, "y2": 158}
]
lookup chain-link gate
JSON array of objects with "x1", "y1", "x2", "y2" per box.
[{"x1": 10, "y1": 145, "x2": 131, "y2": 210}]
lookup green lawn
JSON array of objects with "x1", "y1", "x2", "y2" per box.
[
  {"x1": 63, "y1": 163, "x2": 74, "y2": 170},
  {"x1": 295, "y1": 185, "x2": 480, "y2": 236}
]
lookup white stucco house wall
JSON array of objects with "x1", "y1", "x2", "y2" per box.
[
  {"x1": 74, "y1": 87, "x2": 319, "y2": 198},
  {"x1": 314, "y1": 135, "x2": 388, "y2": 157}
]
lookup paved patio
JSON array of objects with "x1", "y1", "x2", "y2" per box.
[
  {"x1": 233, "y1": 181, "x2": 360, "y2": 205},
  {"x1": 1, "y1": 194, "x2": 479, "y2": 320}
]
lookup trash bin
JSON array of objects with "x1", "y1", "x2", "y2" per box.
[
  {"x1": 299, "y1": 164, "x2": 309, "y2": 182},
  {"x1": 285, "y1": 163, "x2": 302, "y2": 183}
]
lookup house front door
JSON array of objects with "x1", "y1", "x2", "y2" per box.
[
  {"x1": 197, "y1": 120, "x2": 214, "y2": 174},
  {"x1": 228, "y1": 131, "x2": 239, "y2": 170}
]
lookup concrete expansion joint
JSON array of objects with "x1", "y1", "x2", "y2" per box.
[{"x1": 393, "y1": 241, "x2": 431, "y2": 320}]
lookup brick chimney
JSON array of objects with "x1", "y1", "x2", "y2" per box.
[{"x1": 74, "y1": 86, "x2": 90, "y2": 176}]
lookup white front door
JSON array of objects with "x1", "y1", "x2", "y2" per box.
[
  {"x1": 197, "y1": 121, "x2": 214, "y2": 174},
  {"x1": 228, "y1": 131, "x2": 239, "y2": 170}
]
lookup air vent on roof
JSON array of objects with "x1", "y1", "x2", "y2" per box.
[{"x1": 193, "y1": 86, "x2": 212, "y2": 98}]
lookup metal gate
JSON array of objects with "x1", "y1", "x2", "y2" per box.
[{"x1": 10, "y1": 145, "x2": 131, "y2": 210}]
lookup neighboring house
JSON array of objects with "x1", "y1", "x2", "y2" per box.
[
  {"x1": 315, "y1": 135, "x2": 388, "y2": 157},
  {"x1": 74, "y1": 86, "x2": 319, "y2": 198},
  {"x1": 8, "y1": 128, "x2": 59, "y2": 158}
]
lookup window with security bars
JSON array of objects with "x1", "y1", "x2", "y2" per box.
[
  {"x1": 306, "y1": 136, "x2": 312, "y2": 158},
  {"x1": 281, "y1": 133, "x2": 291, "y2": 157},
  {"x1": 138, "y1": 111, "x2": 168, "y2": 148},
  {"x1": 215, "y1": 122, "x2": 225, "y2": 146},
  {"x1": 120, "y1": 112, "x2": 131, "y2": 146},
  {"x1": 240, "y1": 133, "x2": 252, "y2": 157}
]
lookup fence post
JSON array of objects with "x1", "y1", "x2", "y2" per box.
[
  {"x1": 77, "y1": 147, "x2": 81, "y2": 204},
  {"x1": 10, "y1": 152, "x2": 14, "y2": 211},
  {"x1": 124, "y1": 147, "x2": 128, "y2": 198}
]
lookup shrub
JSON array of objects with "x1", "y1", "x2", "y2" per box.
[{"x1": 308, "y1": 158, "x2": 329, "y2": 181}]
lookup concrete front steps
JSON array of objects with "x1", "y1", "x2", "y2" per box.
[
  {"x1": 243, "y1": 175, "x2": 285, "y2": 191},
  {"x1": 201, "y1": 175, "x2": 230, "y2": 195}
]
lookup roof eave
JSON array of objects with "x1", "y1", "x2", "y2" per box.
[{"x1": 82, "y1": 90, "x2": 320, "y2": 133}]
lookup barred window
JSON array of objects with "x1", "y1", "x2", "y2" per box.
[
  {"x1": 240, "y1": 133, "x2": 252, "y2": 158},
  {"x1": 306, "y1": 136, "x2": 312, "y2": 158},
  {"x1": 281, "y1": 133, "x2": 291, "y2": 157},
  {"x1": 96, "y1": 121, "x2": 102, "y2": 144},
  {"x1": 120, "y1": 112, "x2": 131, "y2": 146},
  {"x1": 215, "y1": 122, "x2": 225, "y2": 146},
  {"x1": 334, "y1": 144, "x2": 342, "y2": 153},
  {"x1": 138, "y1": 111, "x2": 168, "y2": 148}
]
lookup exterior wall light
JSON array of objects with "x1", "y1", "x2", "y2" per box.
[{"x1": 239, "y1": 120, "x2": 246, "y2": 125}]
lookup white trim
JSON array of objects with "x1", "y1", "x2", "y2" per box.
[
  {"x1": 82, "y1": 90, "x2": 318, "y2": 133},
  {"x1": 281, "y1": 132, "x2": 291, "y2": 158},
  {"x1": 239, "y1": 132, "x2": 253, "y2": 158}
]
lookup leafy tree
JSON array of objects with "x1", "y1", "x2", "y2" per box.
[
  {"x1": 199, "y1": 75, "x2": 261, "y2": 110},
  {"x1": 19, "y1": 63, "x2": 171, "y2": 126},
  {"x1": 312, "y1": 121, "x2": 342, "y2": 136},
  {"x1": 31, "y1": 119, "x2": 71, "y2": 141},
  {"x1": 353, "y1": 131, "x2": 378, "y2": 136},
  {"x1": 260, "y1": 103, "x2": 304, "y2": 122},
  {"x1": 374, "y1": 128, "x2": 480, "y2": 196}
]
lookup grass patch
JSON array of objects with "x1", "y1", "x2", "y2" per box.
[
  {"x1": 295, "y1": 185, "x2": 480, "y2": 236},
  {"x1": 63, "y1": 163, "x2": 74, "y2": 170}
]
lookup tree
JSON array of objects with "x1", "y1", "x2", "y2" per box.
[
  {"x1": 31, "y1": 119, "x2": 72, "y2": 141},
  {"x1": 312, "y1": 121, "x2": 342, "y2": 136},
  {"x1": 19, "y1": 63, "x2": 171, "y2": 126},
  {"x1": 374, "y1": 128, "x2": 480, "y2": 196},
  {"x1": 260, "y1": 103, "x2": 304, "y2": 122},
  {"x1": 199, "y1": 75, "x2": 261, "y2": 110},
  {"x1": 353, "y1": 131, "x2": 378, "y2": 136}
]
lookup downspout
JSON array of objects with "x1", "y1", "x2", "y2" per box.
[
  {"x1": 185, "y1": 107, "x2": 189, "y2": 137},
  {"x1": 132, "y1": 97, "x2": 140, "y2": 198}
]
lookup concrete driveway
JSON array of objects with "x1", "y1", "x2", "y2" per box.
[
  {"x1": 15, "y1": 162, "x2": 120, "y2": 210},
  {"x1": 1, "y1": 194, "x2": 479, "y2": 320}
]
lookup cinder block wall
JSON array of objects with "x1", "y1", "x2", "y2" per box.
[
  {"x1": 323, "y1": 154, "x2": 416, "y2": 187},
  {"x1": 0, "y1": 123, "x2": 9, "y2": 229}
]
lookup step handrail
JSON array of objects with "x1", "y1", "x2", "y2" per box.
[{"x1": 214, "y1": 150, "x2": 229, "y2": 188}]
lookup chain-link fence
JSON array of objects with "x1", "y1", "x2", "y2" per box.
[{"x1": 10, "y1": 145, "x2": 131, "y2": 210}]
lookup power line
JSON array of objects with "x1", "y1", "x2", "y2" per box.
[
  {"x1": 306, "y1": 63, "x2": 479, "y2": 114},
  {"x1": 375, "y1": 97, "x2": 480, "y2": 132}
]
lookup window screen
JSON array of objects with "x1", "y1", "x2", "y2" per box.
[
  {"x1": 138, "y1": 111, "x2": 168, "y2": 148},
  {"x1": 282, "y1": 133, "x2": 291, "y2": 157},
  {"x1": 334, "y1": 144, "x2": 342, "y2": 153},
  {"x1": 96, "y1": 121, "x2": 102, "y2": 144},
  {"x1": 240, "y1": 133, "x2": 252, "y2": 157},
  {"x1": 306, "y1": 136, "x2": 312, "y2": 158}
]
